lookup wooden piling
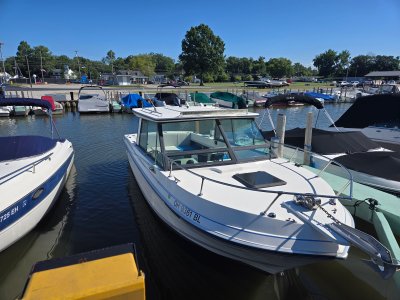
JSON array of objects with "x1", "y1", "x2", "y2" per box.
[
  {"x1": 276, "y1": 114, "x2": 286, "y2": 158},
  {"x1": 304, "y1": 112, "x2": 313, "y2": 165}
]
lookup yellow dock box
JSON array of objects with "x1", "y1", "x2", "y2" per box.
[{"x1": 21, "y1": 244, "x2": 145, "y2": 300}]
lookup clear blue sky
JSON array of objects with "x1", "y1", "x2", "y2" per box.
[{"x1": 1, "y1": 0, "x2": 399, "y2": 66}]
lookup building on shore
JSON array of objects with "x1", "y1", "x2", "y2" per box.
[{"x1": 100, "y1": 70, "x2": 148, "y2": 86}]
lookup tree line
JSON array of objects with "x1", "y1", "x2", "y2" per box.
[{"x1": 3, "y1": 24, "x2": 399, "y2": 84}]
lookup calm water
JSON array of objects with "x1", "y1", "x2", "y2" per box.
[{"x1": 0, "y1": 105, "x2": 398, "y2": 300}]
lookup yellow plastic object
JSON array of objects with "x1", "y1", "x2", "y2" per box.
[{"x1": 22, "y1": 253, "x2": 145, "y2": 300}]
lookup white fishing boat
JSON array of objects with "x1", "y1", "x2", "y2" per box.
[
  {"x1": 124, "y1": 105, "x2": 399, "y2": 276},
  {"x1": 78, "y1": 85, "x2": 110, "y2": 113},
  {"x1": 0, "y1": 98, "x2": 74, "y2": 252}
]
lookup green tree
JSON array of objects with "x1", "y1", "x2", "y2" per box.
[
  {"x1": 16, "y1": 41, "x2": 33, "y2": 77},
  {"x1": 313, "y1": 49, "x2": 338, "y2": 77},
  {"x1": 102, "y1": 50, "x2": 116, "y2": 73},
  {"x1": 252, "y1": 56, "x2": 266, "y2": 78},
  {"x1": 226, "y1": 56, "x2": 241, "y2": 78},
  {"x1": 31, "y1": 46, "x2": 54, "y2": 79},
  {"x1": 128, "y1": 54, "x2": 156, "y2": 77},
  {"x1": 348, "y1": 55, "x2": 375, "y2": 77},
  {"x1": 266, "y1": 58, "x2": 293, "y2": 78},
  {"x1": 373, "y1": 55, "x2": 400, "y2": 71},
  {"x1": 179, "y1": 24, "x2": 225, "y2": 85},
  {"x1": 313, "y1": 49, "x2": 352, "y2": 77},
  {"x1": 335, "y1": 50, "x2": 351, "y2": 77},
  {"x1": 151, "y1": 53, "x2": 175, "y2": 76}
]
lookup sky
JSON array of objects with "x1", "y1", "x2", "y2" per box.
[{"x1": 1, "y1": 0, "x2": 399, "y2": 67}]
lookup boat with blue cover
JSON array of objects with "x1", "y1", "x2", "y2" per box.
[
  {"x1": 121, "y1": 93, "x2": 152, "y2": 113},
  {"x1": 0, "y1": 98, "x2": 74, "y2": 252}
]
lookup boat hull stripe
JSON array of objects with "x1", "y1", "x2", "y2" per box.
[{"x1": 0, "y1": 152, "x2": 74, "y2": 231}]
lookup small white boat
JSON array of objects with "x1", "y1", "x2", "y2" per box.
[
  {"x1": 78, "y1": 85, "x2": 110, "y2": 113},
  {"x1": 124, "y1": 105, "x2": 399, "y2": 276},
  {"x1": 0, "y1": 98, "x2": 74, "y2": 252},
  {"x1": 0, "y1": 106, "x2": 13, "y2": 117}
]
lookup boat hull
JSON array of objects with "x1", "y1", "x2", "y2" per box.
[
  {"x1": 0, "y1": 141, "x2": 74, "y2": 252},
  {"x1": 127, "y1": 154, "x2": 335, "y2": 273},
  {"x1": 125, "y1": 138, "x2": 350, "y2": 274}
]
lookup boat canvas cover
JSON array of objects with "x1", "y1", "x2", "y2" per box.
[
  {"x1": 333, "y1": 94, "x2": 400, "y2": 128},
  {"x1": 304, "y1": 92, "x2": 336, "y2": 101},
  {"x1": 153, "y1": 93, "x2": 183, "y2": 106},
  {"x1": 0, "y1": 98, "x2": 53, "y2": 110},
  {"x1": 264, "y1": 93, "x2": 324, "y2": 109},
  {"x1": 262, "y1": 128, "x2": 380, "y2": 155},
  {"x1": 121, "y1": 94, "x2": 152, "y2": 108},
  {"x1": 0, "y1": 136, "x2": 58, "y2": 161},
  {"x1": 334, "y1": 151, "x2": 400, "y2": 181},
  {"x1": 190, "y1": 92, "x2": 215, "y2": 104},
  {"x1": 210, "y1": 92, "x2": 247, "y2": 108},
  {"x1": 41, "y1": 95, "x2": 56, "y2": 111}
]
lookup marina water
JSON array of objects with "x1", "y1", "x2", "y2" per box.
[{"x1": 0, "y1": 104, "x2": 397, "y2": 299}]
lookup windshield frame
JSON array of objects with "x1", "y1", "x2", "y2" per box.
[{"x1": 150, "y1": 117, "x2": 273, "y2": 170}]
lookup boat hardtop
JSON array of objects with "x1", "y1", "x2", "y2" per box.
[{"x1": 132, "y1": 105, "x2": 257, "y2": 121}]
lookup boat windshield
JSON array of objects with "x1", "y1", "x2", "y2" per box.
[
  {"x1": 79, "y1": 95, "x2": 95, "y2": 100},
  {"x1": 161, "y1": 118, "x2": 273, "y2": 169},
  {"x1": 162, "y1": 119, "x2": 232, "y2": 167},
  {"x1": 219, "y1": 118, "x2": 272, "y2": 160}
]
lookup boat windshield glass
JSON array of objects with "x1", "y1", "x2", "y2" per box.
[
  {"x1": 219, "y1": 118, "x2": 273, "y2": 160},
  {"x1": 162, "y1": 119, "x2": 232, "y2": 167},
  {"x1": 79, "y1": 95, "x2": 95, "y2": 100}
]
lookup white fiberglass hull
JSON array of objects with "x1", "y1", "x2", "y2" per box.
[
  {"x1": 125, "y1": 135, "x2": 353, "y2": 274},
  {"x1": 0, "y1": 140, "x2": 74, "y2": 252}
]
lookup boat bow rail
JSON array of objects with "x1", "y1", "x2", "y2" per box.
[
  {"x1": 158, "y1": 150, "x2": 399, "y2": 278},
  {"x1": 0, "y1": 152, "x2": 54, "y2": 185}
]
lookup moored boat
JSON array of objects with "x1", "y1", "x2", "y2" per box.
[
  {"x1": 78, "y1": 85, "x2": 110, "y2": 113},
  {"x1": 124, "y1": 105, "x2": 399, "y2": 276},
  {"x1": 0, "y1": 98, "x2": 74, "y2": 252},
  {"x1": 210, "y1": 91, "x2": 247, "y2": 108}
]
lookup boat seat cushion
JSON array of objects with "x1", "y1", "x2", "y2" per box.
[{"x1": 0, "y1": 135, "x2": 58, "y2": 161}]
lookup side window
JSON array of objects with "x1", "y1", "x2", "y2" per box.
[{"x1": 139, "y1": 120, "x2": 163, "y2": 167}]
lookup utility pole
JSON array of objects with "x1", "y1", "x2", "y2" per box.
[
  {"x1": 25, "y1": 54, "x2": 32, "y2": 88},
  {"x1": 40, "y1": 51, "x2": 44, "y2": 83},
  {"x1": 0, "y1": 42, "x2": 6, "y2": 84},
  {"x1": 75, "y1": 50, "x2": 81, "y2": 78}
]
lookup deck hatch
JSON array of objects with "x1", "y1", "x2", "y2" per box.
[{"x1": 233, "y1": 171, "x2": 286, "y2": 189}]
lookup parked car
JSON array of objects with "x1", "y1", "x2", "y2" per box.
[
  {"x1": 336, "y1": 81, "x2": 352, "y2": 87},
  {"x1": 350, "y1": 81, "x2": 360, "y2": 87}
]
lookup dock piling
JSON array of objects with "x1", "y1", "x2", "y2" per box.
[
  {"x1": 276, "y1": 114, "x2": 286, "y2": 158},
  {"x1": 304, "y1": 112, "x2": 313, "y2": 165}
]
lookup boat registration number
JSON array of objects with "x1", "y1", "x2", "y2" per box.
[{"x1": 173, "y1": 199, "x2": 201, "y2": 224}]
